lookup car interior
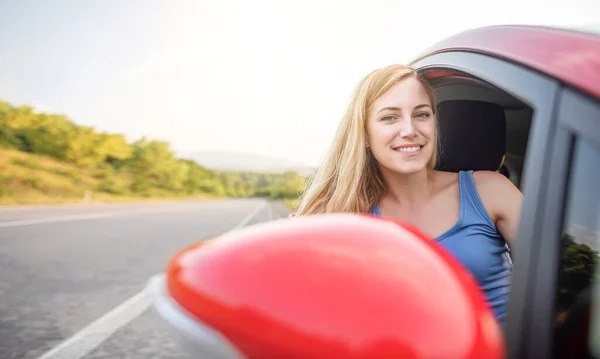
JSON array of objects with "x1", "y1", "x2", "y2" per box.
[{"x1": 423, "y1": 71, "x2": 534, "y2": 191}]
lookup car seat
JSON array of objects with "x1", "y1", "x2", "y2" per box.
[{"x1": 435, "y1": 100, "x2": 507, "y2": 174}]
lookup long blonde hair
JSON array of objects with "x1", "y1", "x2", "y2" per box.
[{"x1": 296, "y1": 64, "x2": 438, "y2": 215}]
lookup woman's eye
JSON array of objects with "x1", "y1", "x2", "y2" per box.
[
  {"x1": 381, "y1": 115, "x2": 396, "y2": 122},
  {"x1": 415, "y1": 112, "x2": 430, "y2": 119}
]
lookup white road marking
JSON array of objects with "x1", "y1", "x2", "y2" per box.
[
  {"x1": 232, "y1": 200, "x2": 267, "y2": 230},
  {"x1": 0, "y1": 202, "x2": 261, "y2": 228},
  {"x1": 0, "y1": 212, "x2": 117, "y2": 228},
  {"x1": 35, "y1": 200, "x2": 268, "y2": 359},
  {"x1": 37, "y1": 289, "x2": 151, "y2": 359}
]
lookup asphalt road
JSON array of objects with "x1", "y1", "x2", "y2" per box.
[{"x1": 0, "y1": 198, "x2": 290, "y2": 359}]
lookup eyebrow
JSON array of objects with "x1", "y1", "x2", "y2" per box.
[{"x1": 376, "y1": 104, "x2": 432, "y2": 114}]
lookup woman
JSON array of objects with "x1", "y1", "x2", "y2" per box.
[{"x1": 295, "y1": 64, "x2": 522, "y2": 326}]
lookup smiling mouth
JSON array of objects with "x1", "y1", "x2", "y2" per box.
[{"x1": 392, "y1": 145, "x2": 424, "y2": 153}]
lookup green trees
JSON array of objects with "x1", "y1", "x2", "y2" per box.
[
  {"x1": 557, "y1": 233, "x2": 600, "y2": 312},
  {"x1": 0, "y1": 99, "x2": 307, "y2": 200}
]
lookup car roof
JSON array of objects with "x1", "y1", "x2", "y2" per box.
[{"x1": 411, "y1": 25, "x2": 600, "y2": 100}]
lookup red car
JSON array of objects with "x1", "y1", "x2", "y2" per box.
[{"x1": 148, "y1": 25, "x2": 600, "y2": 359}]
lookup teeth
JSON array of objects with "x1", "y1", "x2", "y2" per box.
[{"x1": 397, "y1": 146, "x2": 420, "y2": 152}]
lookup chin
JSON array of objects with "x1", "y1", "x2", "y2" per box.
[
  {"x1": 395, "y1": 165, "x2": 428, "y2": 175},
  {"x1": 383, "y1": 161, "x2": 429, "y2": 175}
]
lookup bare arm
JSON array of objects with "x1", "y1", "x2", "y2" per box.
[{"x1": 473, "y1": 171, "x2": 523, "y2": 247}]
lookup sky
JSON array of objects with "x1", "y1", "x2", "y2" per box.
[{"x1": 0, "y1": 0, "x2": 599, "y2": 167}]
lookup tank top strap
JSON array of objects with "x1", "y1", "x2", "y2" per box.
[
  {"x1": 371, "y1": 203, "x2": 381, "y2": 216},
  {"x1": 458, "y1": 170, "x2": 496, "y2": 228}
]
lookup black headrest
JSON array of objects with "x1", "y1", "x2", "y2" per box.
[{"x1": 435, "y1": 100, "x2": 506, "y2": 172}]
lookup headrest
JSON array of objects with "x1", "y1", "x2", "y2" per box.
[{"x1": 435, "y1": 100, "x2": 506, "y2": 172}]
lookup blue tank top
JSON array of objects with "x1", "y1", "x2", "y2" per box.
[{"x1": 371, "y1": 170, "x2": 513, "y2": 326}]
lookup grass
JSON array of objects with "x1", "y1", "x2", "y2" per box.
[{"x1": 0, "y1": 148, "x2": 216, "y2": 206}]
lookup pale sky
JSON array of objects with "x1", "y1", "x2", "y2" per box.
[{"x1": 0, "y1": 0, "x2": 598, "y2": 166}]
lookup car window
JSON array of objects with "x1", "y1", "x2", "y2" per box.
[{"x1": 554, "y1": 136, "x2": 600, "y2": 357}]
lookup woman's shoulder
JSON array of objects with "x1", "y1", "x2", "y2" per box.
[
  {"x1": 471, "y1": 170, "x2": 517, "y2": 192},
  {"x1": 471, "y1": 170, "x2": 522, "y2": 222}
]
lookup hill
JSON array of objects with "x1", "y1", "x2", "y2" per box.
[
  {"x1": 0, "y1": 148, "x2": 190, "y2": 205},
  {"x1": 0, "y1": 99, "x2": 308, "y2": 206},
  {"x1": 0, "y1": 146, "x2": 308, "y2": 206}
]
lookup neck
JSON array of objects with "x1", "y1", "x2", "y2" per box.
[{"x1": 380, "y1": 168, "x2": 433, "y2": 208}]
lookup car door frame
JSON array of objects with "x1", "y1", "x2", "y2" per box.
[
  {"x1": 531, "y1": 86, "x2": 600, "y2": 359},
  {"x1": 411, "y1": 50, "x2": 562, "y2": 358}
]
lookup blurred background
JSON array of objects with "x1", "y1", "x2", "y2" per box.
[{"x1": 0, "y1": 1, "x2": 599, "y2": 359}]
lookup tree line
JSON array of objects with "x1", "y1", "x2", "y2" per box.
[{"x1": 0, "y1": 99, "x2": 308, "y2": 200}]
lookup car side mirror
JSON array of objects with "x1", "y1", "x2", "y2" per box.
[{"x1": 148, "y1": 213, "x2": 505, "y2": 359}]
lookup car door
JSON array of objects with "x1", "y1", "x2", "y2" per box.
[
  {"x1": 527, "y1": 87, "x2": 600, "y2": 359},
  {"x1": 411, "y1": 50, "x2": 564, "y2": 358}
]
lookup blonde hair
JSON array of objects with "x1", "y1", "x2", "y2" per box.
[{"x1": 296, "y1": 64, "x2": 438, "y2": 216}]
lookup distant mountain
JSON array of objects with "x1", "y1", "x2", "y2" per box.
[{"x1": 179, "y1": 151, "x2": 316, "y2": 176}]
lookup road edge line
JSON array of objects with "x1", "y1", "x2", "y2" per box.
[{"x1": 231, "y1": 200, "x2": 268, "y2": 230}]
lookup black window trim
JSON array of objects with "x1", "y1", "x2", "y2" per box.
[
  {"x1": 411, "y1": 50, "x2": 562, "y2": 359},
  {"x1": 529, "y1": 124, "x2": 573, "y2": 359}
]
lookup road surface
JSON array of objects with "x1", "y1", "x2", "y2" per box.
[{"x1": 0, "y1": 198, "x2": 290, "y2": 359}]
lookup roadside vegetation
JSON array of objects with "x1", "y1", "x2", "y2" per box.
[
  {"x1": 0, "y1": 99, "x2": 308, "y2": 206},
  {"x1": 283, "y1": 198, "x2": 301, "y2": 211}
]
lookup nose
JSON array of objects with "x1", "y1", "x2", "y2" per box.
[{"x1": 399, "y1": 117, "x2": 417, "y2": 138}]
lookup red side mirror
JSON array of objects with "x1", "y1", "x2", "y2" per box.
[{"x1": 149, "y1": 213, "x2": 505, "y2": 359}]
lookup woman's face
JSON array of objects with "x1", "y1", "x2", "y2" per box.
[{"x1": 366, "y1": 76, "x2": 436, "y2": 175}]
